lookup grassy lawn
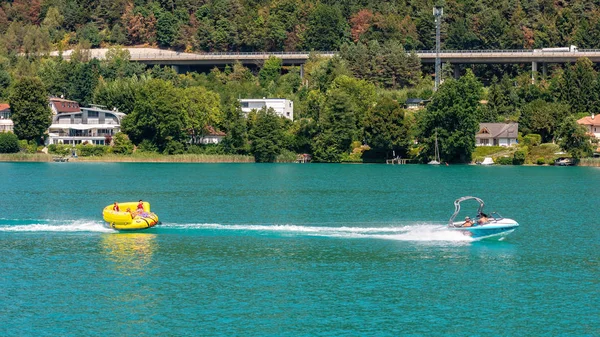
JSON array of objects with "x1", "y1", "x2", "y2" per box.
[{"x1": 472, "y1": 143, "x2": 564, "y2": 165}]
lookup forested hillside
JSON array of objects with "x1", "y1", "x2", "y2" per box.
[
  {"x1": 0, "y1": 1, "x2": 597, "y2": 164},
  {"x1": 1, "y1": 0, "x2": 599, "y2": 53}
]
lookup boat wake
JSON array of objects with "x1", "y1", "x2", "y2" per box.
[
  {"x1": 0, "y1": 219, "x2": 113, "y2": 233},
  {"x1": 161, "y1": 222, "x2": 474, "y2": 242},
  {"x1": 0, "y1": 218, "x2": 475, "y2": 241}
]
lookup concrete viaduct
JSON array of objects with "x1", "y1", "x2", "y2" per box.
[{"x1": 56, "y1": 47, "x2": 600, "y2": 81}]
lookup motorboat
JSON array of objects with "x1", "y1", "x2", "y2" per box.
[
  {"x1": 554, "y1": 157, "x2": 573, "y2": 166},
  {"x1": 103, "y1": 201, "x2": 159, "y2": 230},
  {"x1": 447, "y1": 196, "x2": 519, "y2": 240}
]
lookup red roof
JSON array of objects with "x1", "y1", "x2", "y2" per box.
[
  {"x1": 0, "y1": 103, "x2": 9, "y2": 112},
  {"x1": 577, "y1": 115, "x2": 600, "y2": 126},
  {"x1": 49, "y1": 97, "x2": 81, "y2": 113}
]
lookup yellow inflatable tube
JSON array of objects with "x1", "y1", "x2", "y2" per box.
[{"x1": 103, "y1": 202, "x2": 159, "y2": 230}]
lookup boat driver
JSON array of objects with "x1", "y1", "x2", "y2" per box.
[{"x1": 463, "y1": 216, "x2": 473, "y2": 227}]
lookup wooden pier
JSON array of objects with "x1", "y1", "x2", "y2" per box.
[{"x1": 386, "y1": 157, "x2": 409, "y2": 165}]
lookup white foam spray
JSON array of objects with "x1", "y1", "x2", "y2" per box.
[
  {"x1": 161, "y1": 222, "x2": 473, "y2": 242},
  {"x1": 0, "y1": 219, "x2": 114, "y2": 233}
]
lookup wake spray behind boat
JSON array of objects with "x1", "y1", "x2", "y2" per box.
[{"x1": 447, "y1": 196, "x2": 519, "y2": 240}]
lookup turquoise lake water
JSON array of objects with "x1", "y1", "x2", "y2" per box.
[{"x1": 0, "y1": 163, "x2": 598, "y2": 336}]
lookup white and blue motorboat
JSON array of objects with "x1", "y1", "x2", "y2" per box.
[{"x1": 448, "y1": 196, "x2": 519, "y2": 240}]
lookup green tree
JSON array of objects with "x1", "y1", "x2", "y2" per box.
[
  {"x1": 0, "y1": 132, "x2": 20, "y2": 153},
  {"x1": 112, "y1": 132, "x2": 134, "y2": 154},
  {"x1": 156, "y1": 11, "x2": 179, "y2": 48},
  {"x1": 250, "y1": 108, "x2": 283, "y2": 162},
  {"x1": 93, "y1": 76, "x2": 144, "y2": 115},
  {"x1": 519, "y1": 99, "x2": 570, "y2": 143},
  {"x1": 313, "y1": 89, "x2": 356, "y2": 162},
  {"x1": 121, "y1": 79, "x2": 187, "y2": 151},
  {"x1": 304, "y1": 4, "x2": 349, "y2": 51},
  {"x1": 183, "y1": 86, "x2": 222, "y2": 143},
  {"x1": 78, "y1": 23, "x2": 101, "y2": 47},
  {"x1": 9, "y1": 77, "x2": 52, "y2": 143},
  {"x1": 258, "y1": 56, "x2": 282, "y2": 88},
  {"x1": 0, "y1": 64, "x2": 11, "y2": 100},
  {"x1": 363, "y1": 96, "x2": 409, "y2": 159},
  {"x1": 555, "y1": 115, "x2": 593, "y2": 160},
  {"x1": 572, "y1": 58, "x2": 597, "y2": 113},
  {"x1": 419, "y1": 70, "x2": 482, "y2": 163},
  {"x1": 221, "y1": 103, "x2": 249, "y2": 155}
]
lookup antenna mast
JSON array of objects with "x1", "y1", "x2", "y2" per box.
[{"x1": 433, "y1": 6, "x2": 443, "y2": 91}]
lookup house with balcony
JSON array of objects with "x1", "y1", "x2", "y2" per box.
[
  {"x1": 0, "y1": 103, "x2": 13, "y2": 133},
  {"x1": 47, "y1": 98, "x2": 125, "y2": 146},
  {"x1": 476, "y1": 123, "x2": 519, "y2": 147},
  {"x1": 577, "y1": 113, "x2": 600, "y2": 139},
  {"x1": 239, "y1": 98, "x2": 293, "y2": 120}
]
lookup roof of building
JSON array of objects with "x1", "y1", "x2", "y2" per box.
[
  {"x1": 205, "y1": 125, "x2": 226, "y2": 136},
  {"x1": 405, "y1": 98, "x2": 424, "y2": 104},
  {"x1": 476, "y1": 123, "x2": 519, "y2": 139},
  {"x1": 49, "y1": 97, "x2": 81, "y2": 113},
  {"x1": 577, "y1": 115, "x2": 600, "y2": 126},
  {"x1": 238, "y1": 98, "x2": 291, "y2": 102},
  {"x1": 0, "y1": 103, "x2": 10, "y2": 112}
]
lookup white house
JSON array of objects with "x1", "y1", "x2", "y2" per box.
[
  {"x1": 476, "y1": 123, "x2": 519, "y2": 147},
  {"x1": 0, "y1": 103, "x2": 13, "y2": 133},
  {"x1": 577, "y1": 113, "x2": 600, "y2": 139},
  {"x1": 47, "y1": 98, "x2": 125, "y2": 145},
  {"x1": 196, "y1": 125, "x2": 226, "y2": 144},
  {"x1": 239, "y1": 98, "x2": 293, "y2": 120}
]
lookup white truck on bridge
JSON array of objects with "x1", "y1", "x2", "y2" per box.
[{"x1": 536, "y1": 45, "x2": 578, "y2": 52}]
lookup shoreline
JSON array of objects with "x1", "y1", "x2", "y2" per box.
[
  {"x1": 1, "y1": 153, "x2": 599, "y2": 166},
  {"x1": 0, "y1": 153, "x2": 255, "y2": 163}
]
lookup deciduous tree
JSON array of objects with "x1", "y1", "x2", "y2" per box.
[{"x1": 9, "y1": 77, "x2": 52, "y2": 143}]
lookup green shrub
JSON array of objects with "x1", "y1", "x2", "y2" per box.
[
  {"x1": 163, "y1": 140, "x2": 185, "y2": 155},
  {"x1": 497, "y1": 156, "x2": 513, "y2": 165},
  {"x1": 0, "y1": 132, "x2": 20, "y2": 153},
  {"x1": 522, "y1": 134, "x2": 542, "y2": 147},
  {"x1": 137, "y1": 139, "x2": 158, "y2": 153},
  {"x1": 48, "y1": 144, "x2": 72, "y2": 156},
  {"x1": 536, "y1": 157, "x2": 546, "y2": 165},
  {"x1": 547, "y1": 158, "x2": 556, "y2": 165},
  {"x1": 76, "y1": 144, "x2": 108, "y2": 156},
  {"x1": 276, "y1": 149, "x2": 298, "y2": 163},
  {"x1": 18, "y1": 139, "x2": 37, "y2": 153},
  {"x1": 513, "y1": 150, "x2": 526, "y2": 165},
  {"x1": 112, "y1": 132, "x2": 134, "y2": 155}
]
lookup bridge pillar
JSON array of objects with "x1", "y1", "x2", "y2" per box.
[
  {"x1": 172, "y1": 65, "x2": 180, "y2": 74},
  {"x1": 531, "y1": 61, "x2": 538, "y2": 84},
  {"x1": 542, "y1": 63, "x2": 547, "y2": 78},
  {"x1": 300, "y1": 64, "x2": 304, "y2": 79},
  {"x1": 453, "y1": 64, "x2": 460, "y2": 79}
]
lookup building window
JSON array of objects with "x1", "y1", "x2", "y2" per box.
[
  {"x1": 481, "y1": 139, "x2": 489, "y2": 145},
  {"x1": 87, "y1": 111, "x2": 98, "y2": 118},
  {"x1": 241, "y1": 102, "x2": 249, "y2": 108}
]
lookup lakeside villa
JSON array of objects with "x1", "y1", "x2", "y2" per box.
[
  {"x1": 476, "y1": 123, "x2": 519, "y2": 147},
  {"x1": 0, "y1": 103, "x2": 12, "y2": 133},
  {"x1": 47, "y1": 97, "x2": 125, "y2": 146},
  {"x1": 577, "y1": 113, "x2": 600, "y2": 139},
  {"x1": 239, "y1": 98, "x2": 294, "y2": 120}
]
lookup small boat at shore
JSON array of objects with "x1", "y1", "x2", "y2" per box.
[
  {"x1": 428, "y1": 132, "x2": 441, "y2": 165},
  {"x1": 103, "y1": 202, "x2": 159, "y2": 230},
  {"x1": 447, "y1": 196, "x2": 519, "y2": 240}
]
